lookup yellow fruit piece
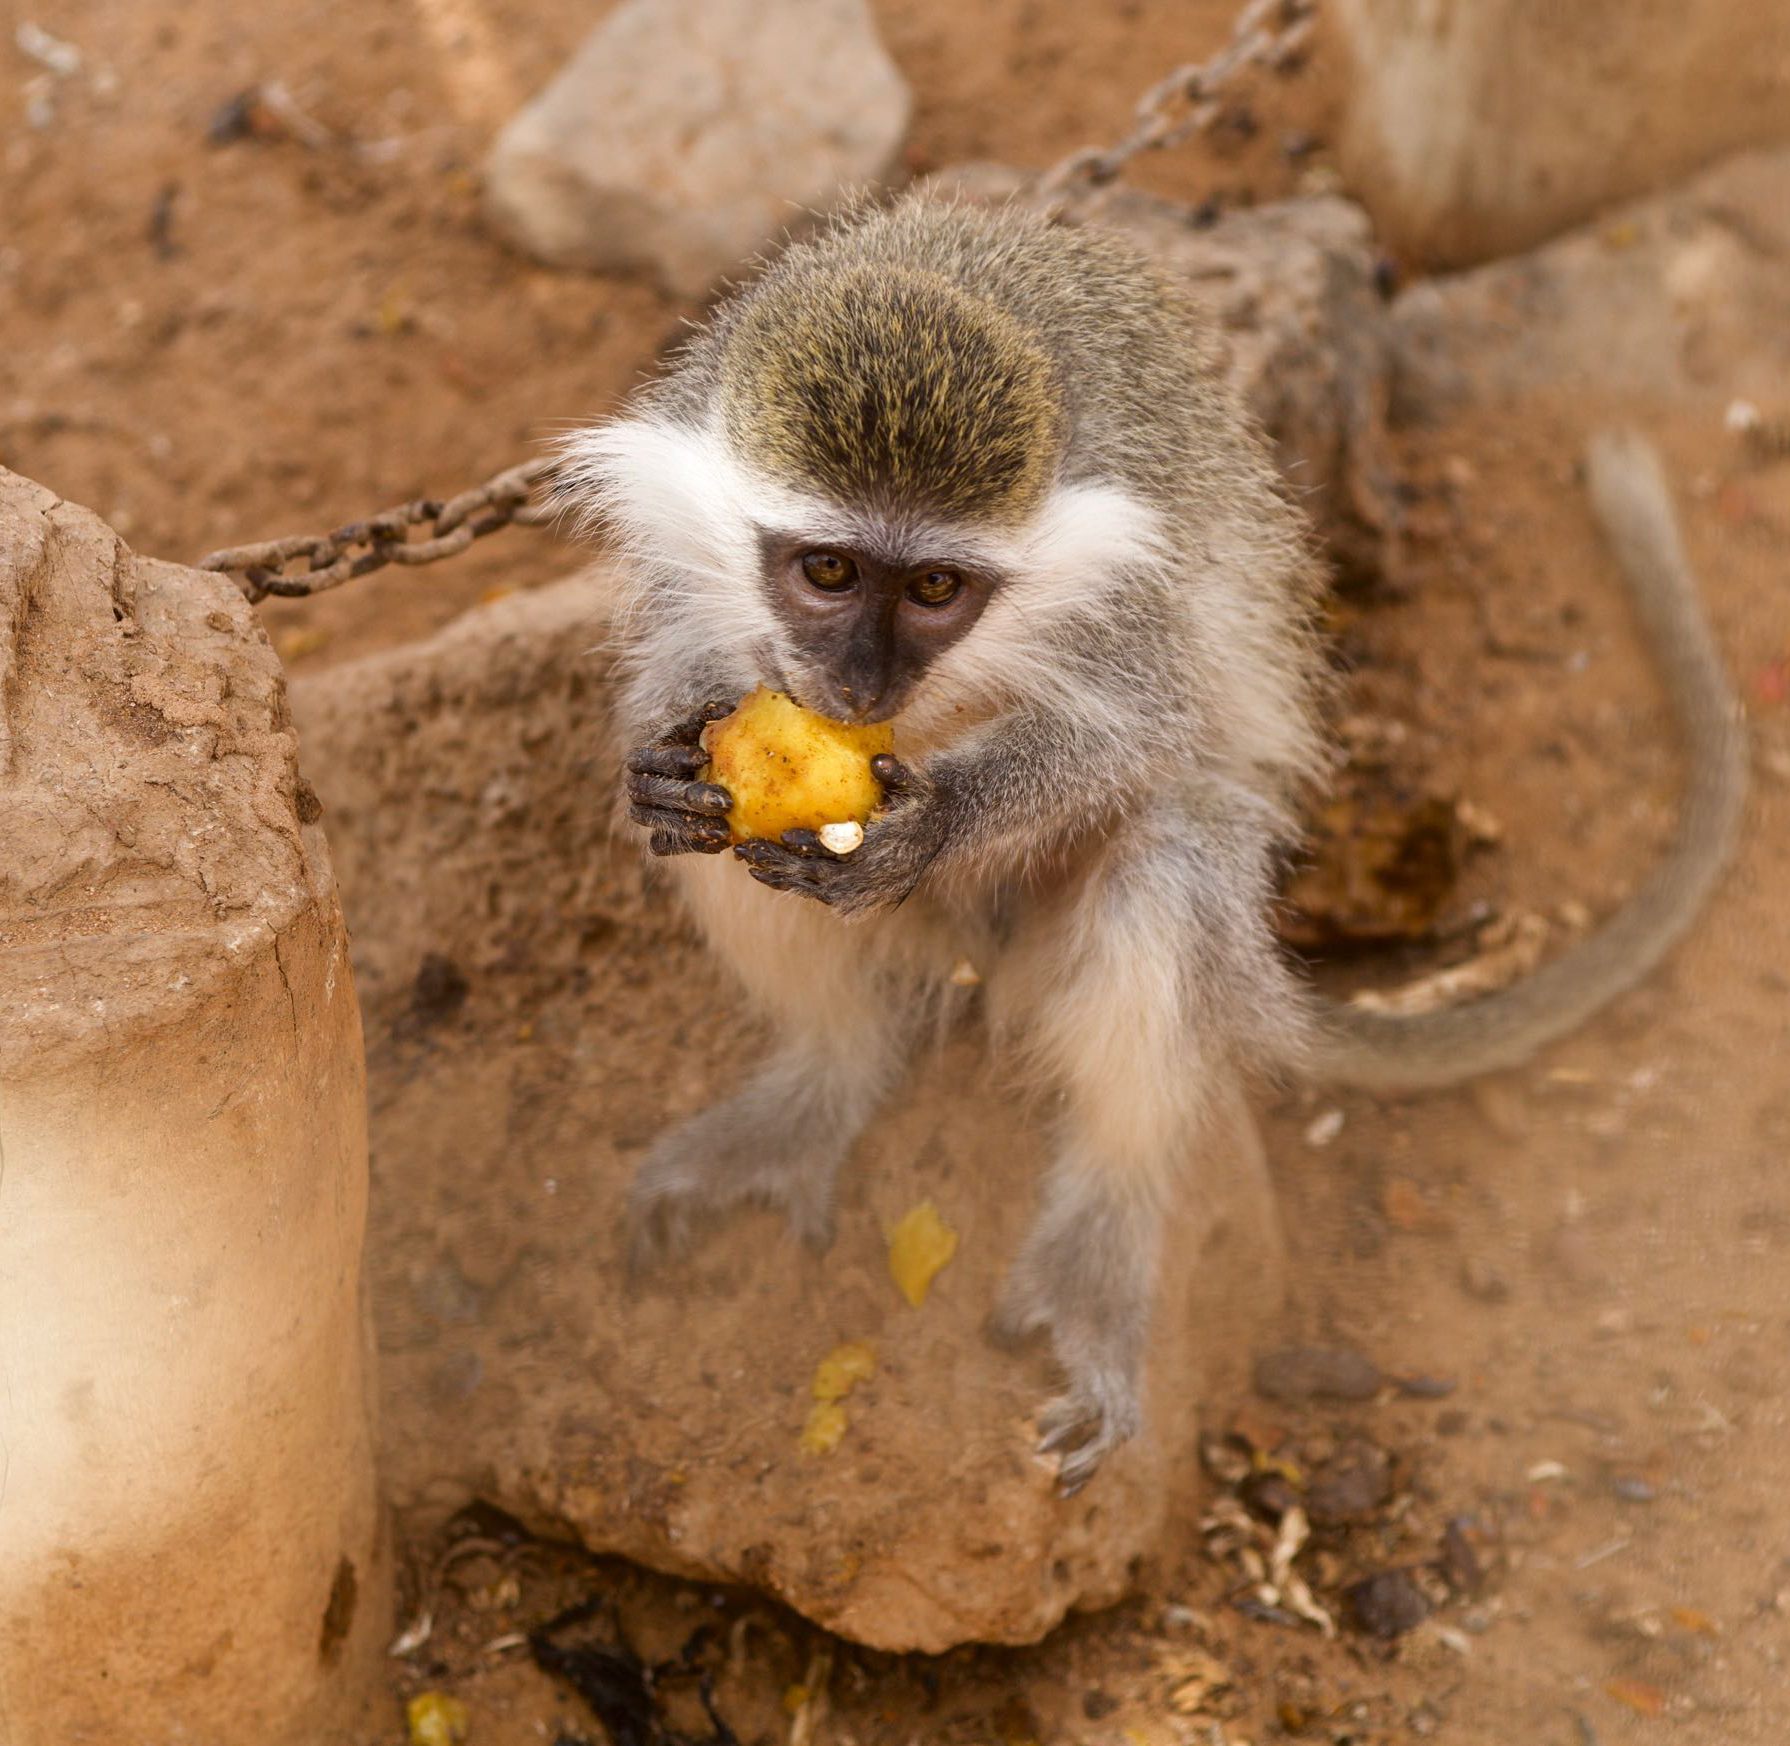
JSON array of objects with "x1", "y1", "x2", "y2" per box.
[
  {"x1": 702, "y1": 685, "x2": 893, "y2": 843},
  {"x1": 888, "y1": 1199, "x2": 959, "y2": 1308},
  {"x1": 407, "y1": 1691, "x2": 469, "y2": 1746},
  {"x1": 812, "y1": 1340, "x2": 877, "y2": 1402},
  {"x1": 801, "y1": 1399, "x2": 849, "y2": 1455}
]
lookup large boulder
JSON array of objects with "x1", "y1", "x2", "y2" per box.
[
  {"x1": 1328, "y1": 0, "x2": 1790, "y2": 267},
  {"x1": 485, "y1": 0, "x2": 912, "y2": 297},
  {"x1": 1388, "y1": 146, "x2": 1790, "y2": 420},
  {"x1": 0, "y1": 472, "x2": 388, "y2": 1744},
  {"x1": 292, "y1": 576, "x2": 1284, "y2": 1653},
  {"x1": 288, "y1": 172, "x2": 1413, "y2": 1650}
]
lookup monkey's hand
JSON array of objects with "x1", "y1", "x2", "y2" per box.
[
  {"x1": 625, "y1": 698, "x2": 737, "y2": 856},
  {"x1": 733, "y1": 755, "x2": 947, "y2": 916}
]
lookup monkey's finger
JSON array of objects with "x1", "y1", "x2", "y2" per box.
[
  {"x1": 627, "y1": 742, "x2": 709, "y2": 779},
  {"x1": 734, "y1": 841, "x2": 835, "y2": 900},
  {"x1": 662, "y1": 697, "x2": 738, "y2": 745},
  {"x1": 626, "y1": 773, "x2": 733, "y2": 815},
  {"x1": 777, "y1": 828, "x2": 844, "y2": 861},
  {"x1": 742, "y1": 865, "x2": 833, "y2": 902},
  {"x1": 734, "y1": 839, "x2": 828, "y2": 872},
  {"x1": 870, "y1": 754, "x2": 916, "y2": 796},
  {"x1": 631, "y1": 806, "x2": 731, "y2": 854}
]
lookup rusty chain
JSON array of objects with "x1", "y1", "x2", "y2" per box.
[
  {"x1": 199, "y1": 457, "x2": 558, "y2": 604},
  {"x1": 200, "y1": 0, "x2": 1314, "y2": 602},
  {"x1": 1036, "y1": 0, "x2": 1316, "y2": 200}
]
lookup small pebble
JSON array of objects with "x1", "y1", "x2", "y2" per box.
[
  {"x1": 1440, "y1": 1517, "x2": 1484, "y2": 1595},
  {"x1": 1241, "y1": 1471, "x2": 1302, "y2": 1524},
  {"x1": 1303, "y1": 1107, "x2": 1344, "y2": 1147},
  {"x1": 1609, "y1": 1473, "x2": 1658, "y2": 1504},
  {"x1": 1253, "y1": 1344, "x2": 1383, "y2": 1404},
  {"x1": 1198, "y1": 1433, "x2": 1250, "y2": 1486},
  {"x1": 1395, "y1": 1374, "x2": 1458, "y2": 1399},
  {"x1": 1461, "y1": 1253, "x2": 1512, "y2": 1303},
  {"x1": 1308, "y1": 1437, "x2": 1393, "y2": 1525},
  {"x1": 1346, "y1": 1569, "x2": 1433, "y2": 1639}
]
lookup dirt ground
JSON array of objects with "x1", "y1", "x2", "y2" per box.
[{"x1": 5, "y1": 3, "x2": 1788, "y2": 1744}]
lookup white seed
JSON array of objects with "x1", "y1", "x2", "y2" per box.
[
  {"x1": 817, "y1": 820, "x2": 864, "y2": 855},
  {"x1": 1303, "y1": 1107, "x2": 1344, "y2": 1148}
]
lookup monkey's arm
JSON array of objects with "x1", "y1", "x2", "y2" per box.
[{"x1": 1309, "y1": 432, "x2": 1748, "y2": 1089}]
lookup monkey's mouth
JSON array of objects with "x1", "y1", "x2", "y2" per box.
[{"x1": 773, "y1": 664, "x2": 912, "y2": 728}]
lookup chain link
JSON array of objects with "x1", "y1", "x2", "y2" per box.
[
  {"x1": 1037, "y1": 0, "x2": 1317, "y2": 201},
  {"x1": 198, "y1": 458, "x2": 560, "y2": 603},
  {"x1": 199, "y1": 0, "x2": 1314, "y2": 602}
]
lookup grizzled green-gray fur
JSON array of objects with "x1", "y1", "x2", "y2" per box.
[{"x1": 659, "y1": 192, "x2": 1261, "y2": 535}]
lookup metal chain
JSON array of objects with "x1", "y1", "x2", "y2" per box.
[
  {"x1": 199, "y1": 457, "x2": 558, "y2": 603},
  {"x1": 1037, "y1": 0, "x2": 1317, "y2": 200},
  {"x1": 199, "y1": 0, "x2": 1314, "y2": 603}
]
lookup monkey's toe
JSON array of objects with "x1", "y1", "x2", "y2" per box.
[
  {"x1": 624, "y1": 1193, "x2": 697, "y2": 1277},
  {"x1": 1035, "y1": 1383, "x2": 1138, "y2": 1497}
]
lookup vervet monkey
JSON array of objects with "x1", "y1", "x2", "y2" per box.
[{"x1": 560, "y1": 192, "x2": 1746, "y2": 1493}]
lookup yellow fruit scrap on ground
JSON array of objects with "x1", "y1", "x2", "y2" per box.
[
  {"x1": 702, "y1": 685, "x2": 893, "y2": 842},
  {"x1": 888, "y1": 1198, "x2": 959, "y2": 1307},
  {"x1": 407, "y1": 1692, "x2": 469, "y2": 1746},
  {"x1": 800, "y1": 1340, "x2": 877, "y2": 1454},
  {"x1": 812, "y1": 1339, "x2": 877, "y2": 1402},
  {"x1": 800, "y1": 1399, "x2": 850, "y2": 1455}
]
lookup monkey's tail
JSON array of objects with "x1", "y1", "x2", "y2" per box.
[{"x1": 1308, "y1": 430, "x2": 1749, "y2": 1091}]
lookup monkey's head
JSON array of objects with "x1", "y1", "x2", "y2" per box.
[
  {"x1": 709, "y1": 264, "x2": 1067, "y2": 722},
  {"x1": 567, "y1": 226, "x2": 1165, "y2": 732}
]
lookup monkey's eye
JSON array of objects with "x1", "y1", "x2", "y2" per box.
[
  {"x1": 908, "y1": 567, "x2": 964, "y2": 607},
  {"x1": 800, "y1": 551, "x2": 856, "y2": 591}
]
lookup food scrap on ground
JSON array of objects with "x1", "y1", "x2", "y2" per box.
[
  {"x1": 887, "y1": 1199, "x2": 959, "y2": 1307},
  {"x1": 406, "y1": 1691, "x2": 469, "y2": 1746},
  {"x1": 801, "y1": 1341, "x2": 878, "y2": 1456}
]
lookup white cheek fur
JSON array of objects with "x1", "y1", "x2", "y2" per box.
[
  {"x1": 557, "y1": 417, "x2": 768, "y2": 653},
  {"x1": 895, "y1": 481, "x2": 1171, "y2": 743},
  {"x1": 558, "y1": 414, "x2": 1174, "y2": 750}
]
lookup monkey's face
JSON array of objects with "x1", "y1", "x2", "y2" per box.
[{"x1": 757, "y1": 530, "x2": 997, "y2": 723}]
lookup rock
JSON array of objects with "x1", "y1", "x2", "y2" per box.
[
  {"x1": 943, "y1": 166, "x2": 1400, "y2": 586},
  {"x1": 1460, "y1": 1253, "x2": 1512, "y2": 1304},
  {"x1": 292, "y1": 575, "x2": 1288, "y2": 1653},
  {"x1": 1253, "y1": 1344, "x2": 1384, "y2": 1404},
  {"x1": 1439, "y1": 1517, "x2": 1484, "y2": 1596},
  {"x1": 1329, "y1": 0, "x2": 1790, "y2": 267},
  {"x1": 484, "y1": 0, "x2": 911, "y2": 297},
  {"x1": 0, "y1": 471, "x2": 387, "y2": 1744},
  {"x1": 1389, "y1": 147, "x2": 1790, "y2": 420},
  {"x1": 1345, "y1": 1569, "x2": 1433, "y2": 1639},
  {"x1": 1307, "y1": 1437, "x2": 1393, "y2": 1525}
]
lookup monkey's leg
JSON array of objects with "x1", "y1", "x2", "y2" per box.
[
  {"x1": 627, "y1": 875, "x2": 919, "y2": 1268},
  {"x1": 989, "y1": 806, "x2": 1294, "y2": 1494},
  {"x1": 625, "y1": 1032, "x2": 903, "y2": 1268}
]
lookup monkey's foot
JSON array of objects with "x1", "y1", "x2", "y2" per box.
[
  {"x1": 1036, "y1": 1376, "x2": 1142, "y2": 1497},
  {"x1": 991, "y1": 1220, "x2": 1150, "y2": 1498},
  {"x1": 624, "y1": 1097, "x2": 847, "y2": 1272}
]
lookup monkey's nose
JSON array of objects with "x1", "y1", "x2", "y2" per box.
[{"x1": 833, "y1": 679, "x2": 882, "y2": 724}]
